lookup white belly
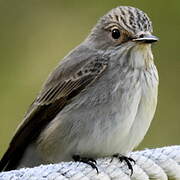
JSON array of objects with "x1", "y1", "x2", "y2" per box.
[
  {"x1": 105, "y1": 67, "x2": 159, "y2": 155},
  {"x1": 119, "y1": 73, "x2": 158, "y2": 153},
  {"x1": 73, "y1": 66, "x2": 158, "y2": 157}
]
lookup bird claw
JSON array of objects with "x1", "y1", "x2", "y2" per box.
[
  {"x1": 72, "y1": 155, "x2": 99, "y2": 173},
  {"x1": 111, "y1": 154, "x2": 135, "y2": 176}
]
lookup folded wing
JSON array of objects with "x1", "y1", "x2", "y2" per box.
[{"x1": 0, "y1": 55, "x2": 108, "y2": 171}]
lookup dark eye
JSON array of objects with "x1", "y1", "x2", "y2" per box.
[{"x1": 111, "y1": 28, "x2": 121, "y2": 39}]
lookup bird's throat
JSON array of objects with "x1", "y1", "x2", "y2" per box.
[{"x1": 129, "y1": 44, "x2": 154, "y2": 69}]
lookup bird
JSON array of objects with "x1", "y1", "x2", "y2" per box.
[{"x1": 0, "y1": 6, "x2": 159, "y2": 174}]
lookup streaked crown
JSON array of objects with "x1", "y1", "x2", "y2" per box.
[
  {"x1": 101, "y1": 6, "x2": 153, "y2": 34},
  {"x1": 87, "y1": 6, "x2": 157, "y2": 50}
]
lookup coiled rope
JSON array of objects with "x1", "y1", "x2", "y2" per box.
[{"x1": 0, "y1": 145, "x2": 180, "y2": 180}]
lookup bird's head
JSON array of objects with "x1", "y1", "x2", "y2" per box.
[{"x1": 86, "y1": 6, "x2": 158, "y2": 68}]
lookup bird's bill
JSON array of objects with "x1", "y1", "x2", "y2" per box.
[{"x1": 133, "y1": 34, "x2": 159, "y2": 44}]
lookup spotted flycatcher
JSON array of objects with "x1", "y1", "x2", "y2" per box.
[{"x1": 0, "y1": 6, "x2": 159, "y2": 172}]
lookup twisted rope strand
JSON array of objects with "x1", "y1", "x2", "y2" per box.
[{"x1": 0, "y1": 146, "x2": 180, "y2": 180}]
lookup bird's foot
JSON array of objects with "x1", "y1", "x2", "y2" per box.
[
  {"x1": 111, "y1": 154, "x2": 135, "y2": 176},
  {"x1": 72, "y1": 155, "x2": 99, "y2": 173}
]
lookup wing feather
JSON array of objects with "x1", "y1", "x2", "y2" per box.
[{"x1": 0, "y1": 55, "x2": 108, "y2": 171}]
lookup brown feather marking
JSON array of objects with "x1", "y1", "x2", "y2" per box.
[{"x1": 0, "y1": 56, "x2": 108, "y2": 171}]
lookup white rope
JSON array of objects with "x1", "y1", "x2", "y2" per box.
[{"x1": 0, "y1": 145, "x2": 180, "y2": 180}]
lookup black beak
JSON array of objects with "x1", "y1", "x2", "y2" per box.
[{"x1": 133, "y1": 34, "x2": 159, "y2": 44}]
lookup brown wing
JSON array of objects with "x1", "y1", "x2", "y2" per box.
[{"x1": 0, "y1": 56, "x2": 108, "y2": 171}]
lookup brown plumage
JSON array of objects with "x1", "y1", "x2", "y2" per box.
[
  {"x1": 0, "y1": 55, "x2": 108, "y2": 171},
  {"x1": 0, "y1": 6, "x2": 158, "y2": 172}
]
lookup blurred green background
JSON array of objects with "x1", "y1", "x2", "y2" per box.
[{"x1": 0, "y1": 0, "x2": 179, "y2": 158}]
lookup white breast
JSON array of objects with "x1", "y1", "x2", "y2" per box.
[
  {"x1": 73, "y1": 65, "x2": 159, "y2": 158},
  {"x1": 96, "y1": 45, "x2": 159, "y2": 156},
  {"x1": 99, "y1": 65, "x2": 158, "y2": 156},
  {"x1": 119, "y1": 66, "x2": 159, "y2": 153}
]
